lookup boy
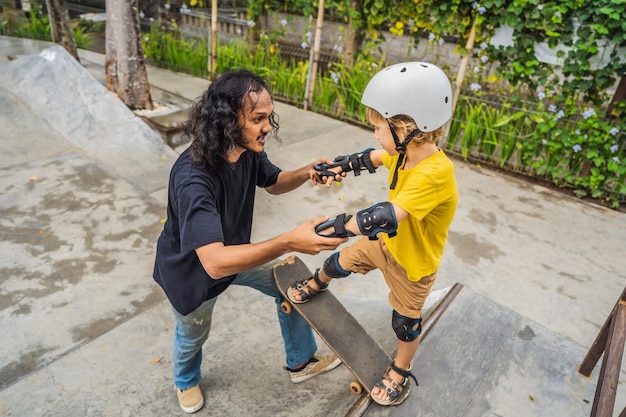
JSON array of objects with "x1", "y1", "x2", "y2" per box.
[{"x1": 288, "y1": 62, "x2": 458, "y2": 406}]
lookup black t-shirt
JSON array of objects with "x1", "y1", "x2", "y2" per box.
[{"x1": 153, "y1": 148, "x2": 281, "y2": 315}]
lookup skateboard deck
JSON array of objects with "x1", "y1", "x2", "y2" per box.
[{"x1": 274, "y1": 255, "x2": 392, "y2": 396}]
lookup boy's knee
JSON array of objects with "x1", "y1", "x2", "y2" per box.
[
  {"x1": 322, "y1": 252, "x2": 351, "y2": 278},
  {"x1": 392, "y1": 310, "x2": 422, "y2": 342}
]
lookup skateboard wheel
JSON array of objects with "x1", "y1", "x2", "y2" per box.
[
  {"x1": 349, "y1": 381, "x2": 363, "y2": 395},
  {"x1": 280, "y1": 301, "x2": 292, "y2": 314}
]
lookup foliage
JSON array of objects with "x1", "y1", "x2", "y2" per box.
[
  {"x1": 447, "y1": 94, "x2": 536, "y2": 165},
  {"x1": 9, "y1": 3, "x2": 51, "y2": 41},
  {"x1": 523, "y1": 99, "x2": 626, "y2": 205},
  {"x1": 3, "y1": 3, "x2": 93, "y2": 49},
  {"x1": 72, "y1": 24, "x2": 94, "y2": 50},
  {"x1": 446, "y1": 91, "x2": 626, "y2": 208},
  {"x1": 315, "y1": 55, "x2": 383, "y2": 122},
  {"x1": 143, "y1": 4, "x2": 626, "y2": 209},
  {"x1": 142, "y1": 22, "x2": 209, "y2": 77},
  {"x1": 243, "y1": 1, "x2": 625, "y2": 107},
  {"x1": 481, "y1": 0, "x2": 626, "y2": 106},
  {"x1": 8, "y1": 1, "x2": 626, "y2": 208}
]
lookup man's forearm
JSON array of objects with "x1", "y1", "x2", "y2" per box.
[
  {"x1": 196, "y1": 236, "x2": 292, "y2": 279},
  {"x1": 266, "y1": 165, "x2": 311, "y2": 194}
]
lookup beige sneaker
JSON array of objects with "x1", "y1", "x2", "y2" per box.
[
  {"x1": 177, "y1": 385, "x2": 204, "y2": 414},
  {"x1": 287, "y1": 354, "x2": 342, "y2": 383}
]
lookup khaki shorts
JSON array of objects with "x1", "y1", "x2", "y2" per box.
[{"x1": 338, "y1": 237, "x2": 437, "y2": 319}]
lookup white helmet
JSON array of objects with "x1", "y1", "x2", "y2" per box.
[{"x1": 361, "y1": 62, "x2": 452, "y2": 132}]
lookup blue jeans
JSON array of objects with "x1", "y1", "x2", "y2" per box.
[{"x1": 171, "y1": 260, "x2": 317, "y2": 389}]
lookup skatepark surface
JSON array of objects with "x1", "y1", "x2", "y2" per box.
[{"x1": 1, "y1": 36, "x2": 625, "y2": 417}]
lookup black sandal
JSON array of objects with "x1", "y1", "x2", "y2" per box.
[
  {"x1": 371, "y1": 361, "x2": 418, "y2": 406},
  {"x1": 287, "y1": 269, "x2": 328, "y2": 304}
]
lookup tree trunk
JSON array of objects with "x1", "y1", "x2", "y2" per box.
[
  {"x1": 47, "y1": 0, "x2": 79, "y2": 61},
  {"x1": 343, "y1": 0, "x2": 364, "y2": 66},
  {"x1": 105, "y1": 0, "x2": 153, "y2": 110}
]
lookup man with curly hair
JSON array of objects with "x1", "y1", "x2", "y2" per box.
[{"x1": 153, "y1": 70, "x2": 345, "y2": 413}]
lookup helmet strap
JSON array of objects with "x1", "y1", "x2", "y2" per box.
[
  {"x1": 390, "y1": 154, "x2": 404, "y2": 190},
  {"x1": 387, "y1": 120, "x2": 404, "y2": 153},
  {"x1": 387, "y1": 121, "x2": 422, "y2": 190}
]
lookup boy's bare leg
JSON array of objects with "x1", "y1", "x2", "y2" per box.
[{"x1": 371, "y1": 337, "x2": 421, "y2": 402}]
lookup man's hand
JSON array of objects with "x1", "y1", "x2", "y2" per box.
[
  {"x1": 288, "y1": 216, "x2": 348, "y2": 254},
  {"x1": 309, "y1": 158, "x2": 346, "y2": 187}
]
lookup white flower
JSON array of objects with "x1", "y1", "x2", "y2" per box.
[
  {"x1": 481, "y1": 55, "x2": 488, "y2": 63},
  {"x1": 582, "y1": 108, "x2": 596, "y2": 119},
  {"x1": 470, "y1": 83, "x2": 482, "y2": 91},
  {"x1": 247, "y1": 20, "x2": 255, "y2": 27},
  {"x1": 164, "y1": 3, "x2": 170, "y2": 10},
  {"x1": 610, "y1": 127, "x2": 619, "y2": 136},
  {"x1": 330, "y1": 72, "x2": 340, "y2": 84},
  {"x1": 473, "y1": 66, "x2": 480, "y2": 73},
  {"x1": 537, "y1": 92, "x2": 545, "y2": 100},
  {"x1": 428, "y1": 33, "x2": 436, "y2": 41},
  {"x1": 301, "y1": 42, "x2": 309, "y2": 49},
  {"x1": 280, "y1": 19, "x2": 287, "y2": 27}
]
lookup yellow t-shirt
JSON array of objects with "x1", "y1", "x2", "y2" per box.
[{"x1": 381, "y1": 149, "x2": 458, "y2": 281}]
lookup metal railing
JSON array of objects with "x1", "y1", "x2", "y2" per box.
[{"x1": 579, "y1": 286, "x2": 626, "y2": 417}]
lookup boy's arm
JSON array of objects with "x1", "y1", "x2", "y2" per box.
[
  {"x1": 368, "y1": 149, "x2": 385, "y2": 167},
  {"x1": 315, "y1": 148, "x2": 384, "y2": 186},
  {"x1": 315, "y1": 201, "x2": 408, "y2": 239},
  {"x1": 265, "y1": 157, "x2": 338, "y2": 195}
]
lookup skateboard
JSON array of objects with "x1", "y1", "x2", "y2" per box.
[{"x1": 274, "y1": 255, "x2": 394, "y2": 396}]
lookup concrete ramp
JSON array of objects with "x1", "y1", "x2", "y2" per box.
[
  {"x1": 0, "y1": 45, "x2": 176, "y2": 193},
  {"x1": 360, "y1": 287, "x2": 597, "y2": 417},
  {"x1": 0, "y1": 46, "x2": 170, "y2": 393}
]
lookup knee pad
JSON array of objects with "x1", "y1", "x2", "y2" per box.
[
  {"x1": 392, "y1": 310, "x2": 422, "y2": 342},
  {"x1": 322, "y1": 252, "x2": 351, "y2": 279}
]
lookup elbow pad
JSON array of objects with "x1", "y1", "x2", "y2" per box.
[{"x1": 356, "y1": 202, "x2": 398, "y2": 240}]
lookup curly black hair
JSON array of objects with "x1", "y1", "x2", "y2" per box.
[{"x1": 186, "y1": 69, "x2": 280, "y2": 170}]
